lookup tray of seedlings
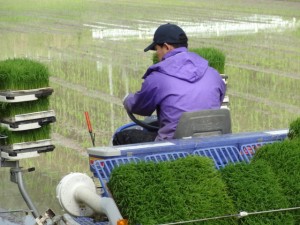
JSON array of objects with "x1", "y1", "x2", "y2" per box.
[
  {"x1": 0, "y1": 110, "x2": 56, "y2": 131},
  {"x1": 0, "y1": 58, "x2": 56, "y2": 160},
  {"x1": 0, "y1": 87, "x2": 53, "y2": 103}
]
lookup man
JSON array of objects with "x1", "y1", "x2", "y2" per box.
[{"x1": 114, "y1": 23, "x2": 226, "y2": 145}]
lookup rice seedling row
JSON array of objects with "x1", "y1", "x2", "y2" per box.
[
  {"x1": 251, "y1": 138, "x2": 300, "y2": 224},
  {"x1": 221, "y1": 161, "x2": 295, "y2": 224},
  {"x1": 50, "y1": 82, "x2": 128, "y2": 146},
  {"x1": 229, "y1": 95, "x2": 296, "y2": 132},
  {"x1": 192, "y1": 37, "x2": 300, "y2": 74},
  {"x1": 226, "y1": 66, "x2": 300, "y2": 106}
]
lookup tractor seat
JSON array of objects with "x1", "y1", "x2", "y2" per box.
[{"x1": 174, "y1": 108, "x2": 232, "y2": 139}]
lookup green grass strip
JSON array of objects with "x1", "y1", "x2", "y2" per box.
[
  {"x1": 0, "y1": 124, "x2": 51, "y2": 145},
  {"x1": 221, "y1": 161, "x2": 294, "y2": 225},
  {"x1": 0, "y1": 97, "x2": 49, "y2": 118},
  {"x1": 108, "y1": 156, "x2": 237, "y2": 225},
  {"x1": 252, "y1": 139, "x2": 300, "y2": 223},
  {"x1": 0, "y1": 58, "x2": 49, "y2": 90}
]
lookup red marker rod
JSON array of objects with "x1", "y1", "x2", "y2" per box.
[{"x1": 84, "y1": 111, "x2": 95, "y2": 147}]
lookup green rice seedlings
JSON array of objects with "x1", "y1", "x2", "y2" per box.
[
  {"x1": 0, "y1": 58, "x2": 49, "y2": 90},
  {"x1": 108, "y1": 156, "x2": 237, "y2": 225},
  {"x1": 0, "y1": 58, "x2": 53, "y2": 146},
  {"x1": 252, "y1": 139, "x2": 300, "y2": 223},
  {"x1": 0, "y1": 58, "x2": 51, "y2": 128},
  {"x1": 0, "y1": 97, "x2": 49, "y2": 118},
  {"x1": 0, "y1": 124, "x2": 51, "y2": 145},
  {"x1": 287, "y1": 117, "x2": 300, "y2": 140},
  {"x1": 220, "y1": 161, "x2": 295, "y2": 225},
  {"x1": 190, "y1": 47, "x2": 226, "y2": 74}
]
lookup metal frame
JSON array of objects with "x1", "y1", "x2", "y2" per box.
[{"x1": 0, "y1": 134, "x2": 40, "y2": 219}]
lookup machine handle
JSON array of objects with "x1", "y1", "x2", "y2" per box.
[{"x1": 84, "y1": 112, "x2": 95, "y2": 147}]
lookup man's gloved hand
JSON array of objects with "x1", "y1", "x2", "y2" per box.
[
  {"x1": 122, "y1": 93, "x2": 130, "y2": 111},
  {"x1": 122, "y1": 93, "x2": 129, "y2": 104}
]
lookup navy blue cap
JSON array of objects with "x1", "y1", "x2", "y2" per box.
[{"x1": 144, "y1": 23, "x2": 188, "y2": 52}]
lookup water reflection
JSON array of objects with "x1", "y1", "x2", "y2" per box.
[
  {"x1": 0, "y1": 212, "x2": 35, "y2": 225},
  {"x1": 0, "y1": 167, "x2": 31, "y2": 225},
  {"x1": 84, "y1": 15, "x2": 297, "y2": 40}
]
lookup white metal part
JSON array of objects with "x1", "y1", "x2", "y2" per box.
[
  {"x1": 75, "y1": 186, "x2": 123, "y2": 225},
  {"x1": 56, "y1": 173, "x2": 95, "y2": 217},
  {"x1": 4, "y1": 110, "x2": 56, "y2": 123},
  {"x1": 0, "y1": 151, "x2": 40, "y2": 161},
  {"x1": 223, "y1": 96, "x2": 229, "y2": 104},
  {"x1": 0, "y1": 94, "x2": 37, "y2": 103},
  {"x1": 220, "y1": 74, "x2": 228, "y2": 84},
  {"x1": 0, "y1": 87, "x2": 53, "y2": 103},
  {"x1": 0, "y1": 122, "x2": 41, "y2": 131},
  {"x1": 1, "y1": 139, "x2": 52, "y2": 151},
  {"x1": 56, "y1": 173, "x2": 123, "y2": 225}
]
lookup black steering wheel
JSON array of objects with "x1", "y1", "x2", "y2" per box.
[{"x1": 126, "y1": 110, "x2": 159, "y2": 132}]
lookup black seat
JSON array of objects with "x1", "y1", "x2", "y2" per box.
[{"x1": 174, "y1": 108, "x2": 232, "y2": 139}]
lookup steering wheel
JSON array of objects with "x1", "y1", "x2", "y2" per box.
[{"x1": 126, "y1": 110, "x2": 159, "y2": 132}]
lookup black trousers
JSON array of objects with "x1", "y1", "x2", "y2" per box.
[{"x1": 112, "y1": 129, "x2": 157, "y2": 145}]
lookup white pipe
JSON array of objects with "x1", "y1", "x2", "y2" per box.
[
  {"x1": 74, "y1": 185, "x2": 123, "y2": 225},
  {"x1": 57, "y1": 173, "x2": 124, "y2": 225}
]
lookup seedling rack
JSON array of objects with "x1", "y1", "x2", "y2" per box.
[
  {"x1": 0, "y1": 88, "x2": 55, "y2": 156},
  {"x1": 0, "y1": 86, "x2": 56, "y2": 219}
]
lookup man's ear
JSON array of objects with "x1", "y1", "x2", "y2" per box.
[{"x1": 164, "y1": 43, "x2": 174, "y2": 51}]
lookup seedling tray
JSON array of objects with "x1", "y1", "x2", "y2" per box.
[
  {"x1": 0, "y1": 110, "x2": 56, "y2": 131},
  {"x1": 1, "y1": 139, "x2": 53, "y2": 151},
  {"x1": 1, "y1": 151, "x2": 40, "y2": 160},
  {"x1": 1, "y1": 141, "x2": 55, "y2": 161},
  {"x1": 0, "y1": 134, "x2": 7, "y2": 140},
  {"x1": 0, "y1": 87, "x2": 53, "y2": 103}
]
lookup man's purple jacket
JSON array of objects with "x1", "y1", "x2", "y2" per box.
[{"x1": 124, "y1": 47, "x2": 226, "y2": 141}]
